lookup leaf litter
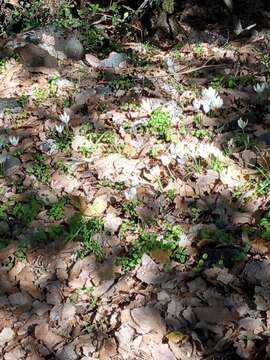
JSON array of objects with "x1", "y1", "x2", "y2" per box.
[{"x1": 1, "y1": 3, "x2": 270, "y2": 360}]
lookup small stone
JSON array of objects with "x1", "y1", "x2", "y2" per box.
[
  {"x1": 0, "y1": 327, "x2": 15, "y2": 348},
  {"x1": 8, "y1": 292, "x2": 32, "y2": 307}
]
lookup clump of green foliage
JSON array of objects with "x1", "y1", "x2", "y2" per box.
[
  {"x1": 52, "y1": 127, "x2": 74, "y2": 152},
  {"x1": 199, "y1": 226, "x2": 232, "y2": 243},
  {"x1": 256, "y1": 167, "x2": 270, "y2": 196},
  {"x1": 12, "y1": 195, "x2": 41, "y2": 225},
  {"x1": 111, "y1": 75, "x2": 134, "y2": 91},
  {"x1": 144, "y1": 108, "x2": 172, "y2": 141},
  {"x1": 260, "y1": 208, "x2": 270, "y2": 238},
  {"x1": 123, "y1": 200, "x2": 140, "y2": 223},
  {"x1": 49, "y1": 198, "x2": 66, "y2": 220},
  {"x1": 67, "y1": 214, "x2": 105, "y2": 260},
  {"x1": 120, "y1": 223, "x2": 188, "y2": 270},
  {"x1": 27, "y1": 153, "x2": 51, "y2": 183}
]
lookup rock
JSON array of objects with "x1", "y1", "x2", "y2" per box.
[
  {"x1": 64, "y1": 34, "x2": 84, "y2": 60},
  {"x1": 55, "y1": 78, "x2": 73, "y2": 89},
  {"x1": 96, "y1": 84, "x2": 113, "y2": 96},
  {"x1": 0, "y1": 98, "x2": 21, "y2": 115},
  {"x1": 36, "y1": 185, "x2": 58, "y2": 205},
  {"x1": 100, "y1": 52, "x2": 128, "y2": 69},
  {"x1": 0, "y1": 327, "x2": 15, "y2": 348},
  {"x1": 6, "y1": 26, "x2": 84, "y2": 68},
  {"x1": 8, "y1": 292, "x2": 32, "y2": 307},
  {"x1": 39, "y1": 139, "x2": 58, "y2": 155},
  {"x1": 4, "y1": 155, "x2": 22, "y2": 178},
  {"x1": 74, "y1": 89, "x2": 96, "y2": 106},
  {"x1": 85, "y1": 54, "x2": 101, "y2": 68}
]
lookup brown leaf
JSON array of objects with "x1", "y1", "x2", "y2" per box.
[
  {"x1": 250, "y1": 237, "x2": 269, "y2": 255},
  {"x1": 35, "y1": 322, "x2": 64, "y2": 350},
  {"x1": 150, "y1": 249, "x2": 170, "y2": 264},
  {"x1": 99, "y1": 338, "x2": 117, "y2": 360}
]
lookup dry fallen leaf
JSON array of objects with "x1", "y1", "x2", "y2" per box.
[
  {"x1": 165, "y1": 331, "x2": 189, "y2": 343},
  {"x1": 250, "y1": 237, "x2": 269, "y2": 255},
  {"x1": 83, "y1": 195, "x2": 108, "y2": 217},
  {"x1": 150, "y1": 249, "x2": 170, "y2": 264}
]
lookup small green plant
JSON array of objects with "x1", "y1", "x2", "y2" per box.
[
  {"x1": 80, "y1": 144, "x2": 95, "y2": 157},
  {"x1": 144, "y1": 108, "x2": 172, "y2": 141},
  {"x1": 84, "y1": 286, "x2": 98, "y2": 309},
  {"x1": 56, "y1": 159, "x2": 69, "y2": 174},
  {"x1": 167, "y1": 189, "x2": 176, "y2": 203},
  {"x1": 53, "y1": 127, "x2": 74, "y2": 152},
  {"x1": 119, "y1": 219, "x2": 138, "y2": 241},
  {"x1": 33, "y1": 86, "x2": 49, "y2": 103},
  {"x1": 209, "y1": 155, "x2": 225, "y2": 173},
  {"x1": 111, "y1": 75, "x2": 134, "y2": 91},
  {"x1": 199, "y1": 226, "x2": 232, "y2": 243},
  {"x1": 49, "y1": 198, "x2": 66, "y2": 220},
  {"x1": 164, "y1": 222, "x2": 183, "y2": 243},
  {"x1": 192, "y1": 114, "x2": 213, "y2": 139},
  {"x1": 173, "y1": 247, "x2": 189, "y2": 263},
  {"x1": 0, "y1": 135, "x2": 8, "y2": 150},
  {"x1": 120, "y1": 224, "x2": 188, "y2": 270},
  {"x1": 54, "y1": 0, "x2": 80, "y2": 29},
  {"x1": 143, "y1": 41, "x2": 155, "y2": 50},
  {"x1": 191, "y1": 207, "x2": 202, "y2": 223},
  {"x1": 67, "y1": 214, "x2": 105, "y2": 260},
  {"x1": 235, "y1": 132, "x2": 256, "y2": 150},
  {"x1": 260, "y1": 208, "x2": 270, "y2": 238},
  {"x1": 123, "y1": 200, "x2": 140, "y2": 222},
  {"x1": 15, "y1": 111, "x2": 28, "y2": 128},
  {"x1": 80, "y1": 26, "x2": 105, "y2": 52},
  {"x1": 15, "y1": 244, "x2": 27, "y2": 261},
  {"x1": 232, "y1": 184, "x2": 247, "y2": 199},
  {"x1": 256, "y1": 167, "x2": 270, "y2": 195},
  {"x1": 192, "y1": 128, "x2": 213, "y2": 139},
  {"x1": 18, "y1": 94, "x2": 29, "y2": 107},
  {"x1": 12, "y1": 195, "x2": 41, "y2": 225},
  {"x1": 27, "y1": 153, "x2": 51, "y2": 183},
  {"x1": 193, "y1": 44, "x2": 205, "y2": 56},
  {"x1": 0, "y1": 205, "x2": 7, "y2": 220}
]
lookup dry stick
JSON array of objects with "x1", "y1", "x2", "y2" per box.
[
  {"x1": 175, "y1": 63, "x2": 227, "y2": 75},
  {"x1": 141, "y1": 63, "x2": 227, "y2": 79}
]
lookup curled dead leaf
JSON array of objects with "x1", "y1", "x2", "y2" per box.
[{"x1": 165, "y1": 331, "x2": 189, "y2": 344}]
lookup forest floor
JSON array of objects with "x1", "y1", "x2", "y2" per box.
[{"x1": 1, "y1": 4, "x2": 270, "y2": 360}]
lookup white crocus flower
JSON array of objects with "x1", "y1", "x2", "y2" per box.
[
  {"x1": 227, "y1": 138, "x2": 234, "y2": 149},
  {"x1": 198, "y1": 143, "x2": 223, "y2": 159},
  {"x1": 193, "y1": 86, "x2": 223, "y2": 114},
  {"x1": 193, "y1": 98, "x2": 202, "y2": 112},
  {"x1": 150, "y1": 165, "x2": 161, "y2": 177},
  {"x1": 202, "y1": 86, "x2": 218, "y2": 99},
  {"x1": 55, "y1": 124, "x2": 65, "y2": 134},
  {"x1": 124, "y1": 187, "x2": 137, "y2": 200},
  {"x1": 201, "y1": 100, "x2": 211, "y2": 114},
  {"x1": 130, "y1": 175, "x2": 140, "y2": 187},
  {"x1": 237, "y1": 117, "x2": 248, "y2": 130},
  {"x1": 253, "y1": 83, "x2": 266, "y2": 93},
  {"x1": 9, "y1": 136, "x2": 20, "y2": 146},
  {"x1": 160, "y1": 154, "x2": 171, "y2": 166},
  {"x1": 59, "y1": 111, "x2": 70, "y2": 125},
  {"x1": 211, "y1": 95, "x2": 223, "y2": 109}
]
